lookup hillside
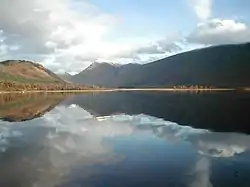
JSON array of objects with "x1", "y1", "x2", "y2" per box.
[
  {"x1": 72, "y1": 43, "x2": 250, "y2": 88},
  {"x1": 0, "y1": 60, "x2": 63, "y2": 83},
  {"x1": 72, "y1": 62, "x2": 141, "y2": 87},
  {"x1": 0, "y1": 60, "x2": 91, "y2": 91},
  {"x1": 57, "y1": 72, "x2": 73, "y2": 82}
]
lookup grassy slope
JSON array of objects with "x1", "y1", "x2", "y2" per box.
[
  {"x1": 0, "y1": 71, "x2": 61, "y2": 83},
  {"x1": 0, "y1": 60, "x2": 63, "y2": 84}
]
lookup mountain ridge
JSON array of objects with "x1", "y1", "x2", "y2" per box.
[
  {"x1": 84, "y1": 61, "x2": 122, "y2": 71},
  {"x1": 71, "y1": 42, "x2": 250, "y2": 88},
  {"x1": 1, "y1": 42, "x2": 250, "y2": 89},
  {"x1": 72, "y1": 62, "x2": 141, "y2": 87}
]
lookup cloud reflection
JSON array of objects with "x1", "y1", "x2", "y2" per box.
[
  {"x1": 0, "y1": 105, "x2": 250, "y2": 186},
  {"x1": 100, "y1": 114, "x2": 250, "y2": 158},
  {"x1": 189, "y1": 157, "x2": 213, "y2": 187}
]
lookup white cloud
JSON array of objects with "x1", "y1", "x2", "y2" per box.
[
  {"x1": 135, "y1": 33, "x2": 183, "y2": 55},
  {"x1": 0, "y1": 0, "x2": 182, "y2": 72},
  {"x1": 0, "y1": 43, "x2": 8, "y2": 59},
  {"x1": 192, "y1": 0, "x2": 213, "y2": 20},
  {"x1": 0, "y1": 30, "x2": 20, "y2": 59},
  {"x1": 0, "y1": 0, "x2": 115, "y2": 52},
  {"x1": 0, "y1": 0, "x2": 116, "y2": 69},
  {"x1": 187, "y1": 19, "x2": 250, "y2": 45},
  {"x1": 0, "y1": 31, "x2": 7, "y2": 58}
]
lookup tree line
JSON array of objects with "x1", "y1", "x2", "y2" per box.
[
  {"x1": 172, "y1": 85, "x2": 215, "y2": 89},
  {"x1": 0, "y1": 81, "x2": 96, "y2": 91}
]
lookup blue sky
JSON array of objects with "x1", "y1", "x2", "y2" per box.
[
  {"x1": 0, "y1": 0, "x2": 250, "y2": 73},
  {"x1": 88, "y1": 0, "x2": 196, "y2": 36},
  {"x1": 87, "y1": 0, "x2": 250, "y2": 36}
]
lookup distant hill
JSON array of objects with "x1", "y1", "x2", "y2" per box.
[
  {"x1": 57, "y1": 72, "x2": 73, "y2": 82},
  {"x1": 71, "y1": 43, "x2": 250, "y2": 88},
  {"x1": 72, "y1": 62, "x2": 141, "y2": 87},
  {"x1": 0, "y1": 60, "x2": 64, "y2": 83},
  {"x1": 0, "y1": 60, "x2": 93, "y2": 91}
]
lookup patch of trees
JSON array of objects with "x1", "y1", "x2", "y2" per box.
[
  {"x1": 172, "y1": 85, "x2": 215, "y2": 89},
  {"x1": 0, "y1": 81, "x2": 92, "y2": 91}
]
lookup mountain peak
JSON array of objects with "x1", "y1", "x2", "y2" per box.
[
  {"x1": 85, "y1": 61, "x2": 121, "y2": 71},
  {"x1": 85, "y1": 62, "x2": 101, "y2": 70}
]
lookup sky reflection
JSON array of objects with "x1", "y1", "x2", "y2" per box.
[{"x1": 0, "y1": 104, "x2": 250, "y2": 187}]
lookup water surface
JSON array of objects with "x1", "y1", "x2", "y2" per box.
[{"x1": 0, "y1": 92, "x2": 250, "y2": 187}]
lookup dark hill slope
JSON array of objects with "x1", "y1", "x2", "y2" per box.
[
  {"x1": 124, "y1": 43, "x2": 250, "y2": 87},
  {"x1": 72, "y1": 43, "x2": 250, "y2": 88},
  {"x1": 72, "y1": 62, "x2": 141, "y2": 87}
]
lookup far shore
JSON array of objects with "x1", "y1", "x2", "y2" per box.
[{"x1": 0, "y1": 88, "x2": 236, "y2": 94}]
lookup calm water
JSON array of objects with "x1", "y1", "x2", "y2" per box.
[{"x1": 0, "y1": 92, "x2": 250, "y2": 187}]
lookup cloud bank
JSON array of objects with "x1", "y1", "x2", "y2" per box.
[
  {"x1": 188, "y1": 19, "x2": 250, "y2": 45},
  {"x1": 0, "y1": 0, "x2": 181, "y2": 72}
]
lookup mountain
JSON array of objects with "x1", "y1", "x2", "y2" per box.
[
  {"x1": 57, "y1": 72, "x2": 73, "y2": 82},
  {"x1": 72, "y1": 43, "x2": 250, "y2": 88},
  {"x1": 0, "y1": 60, "x2": 64, "y2": 83},
  {"x1": 0, "y1": 60, "x2": 93, "y2": 91},
  {"x1": 72, "y1": 62, "x2": 141, "y2": 87}
]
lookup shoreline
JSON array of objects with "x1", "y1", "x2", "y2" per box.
[{"x1": 0, "y1": 88, "x2": 235, "y2": 94}]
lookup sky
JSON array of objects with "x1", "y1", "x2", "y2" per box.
[{"x1": 0, "y1": 0, "x2": 250, "y2": 73}]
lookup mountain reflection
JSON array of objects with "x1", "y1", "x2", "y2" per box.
[
  {"x1": 0, "y1": 103, "x2": 250, "y2": 186},
  {"x1": 1, "y1": 92, "x2": 250, "y2": 133},
  {"x1": 0, "y1": 93, "x2": 68, "y2": 122},
  {"x1": 62, "y1": 92, "x2": 250, "y2": 133}
]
